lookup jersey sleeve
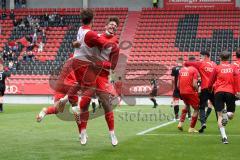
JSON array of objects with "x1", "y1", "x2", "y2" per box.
[
  {"x1": 84, "y1": 31, "x2": 107, "y2": 49},
  {"x1": 184, "y1": 61, "x2": 201, "y2": 70},
  {"x1": 208, "y1": 67, "x2": 217, "y2": 88},
  {"x1": 95, "y1": 42, "x2": 120, "y2": 70},
  {"x1": 108, "y1": 43, "x2": 120, "y2": 70},
  {"x1": 177, "y1": 72, "x2": 180, "y2": 89},
  {"x1": 192, "y1": 68, "x2": 198, "y2": 80}
]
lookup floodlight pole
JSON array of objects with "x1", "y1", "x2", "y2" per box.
[{"x1": 83, "y1": 0, "x2": 88, "y2": 9}]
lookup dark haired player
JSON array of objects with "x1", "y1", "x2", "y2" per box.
[
  {"x1": 185, "y1": 51, "x2": 216, "y2": 133},
  {"x1": 75, "y1": 15, "x2": 120, "y2": 146},
  {"x1": 171, "y1": 57, "x2": 191, "y2": 120},
  {"x1": 208, "y1": 51, "x2": 239, "y2": 144},
  {"x1": 149, "y1": 76, "x2": 158, "y2": 108},
  {"x1": 0, "y1": 62, "x2": 11, "y2": 112},
  {"x1": 50, "y1": 9, "x2": 119, "y2": 146},
  {"x1": 177, "y1": 63, "x2": 200, "y2": 133}
]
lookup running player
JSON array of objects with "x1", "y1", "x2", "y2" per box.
[
  {"x1": 208, "y1": 51, "x2": 239, "y2": 144},
  {"x1": 171, "y1": 57, "x2": 191, "y2": 120},
  {"x1": 0, "y1": 62, "x2": 11, "y2": 112},
  {"x1": 185, "y1": 51, "x2": 216, "y2": 133},
  {"x1": 177, "y1": 62, "x2": 200, "y2": 133}
]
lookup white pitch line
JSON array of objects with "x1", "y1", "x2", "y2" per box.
[
  {"x1": 136, "y1": 120, "x2": 176, "y2": 135},
  {"x1": 142, "y1": 133, "x2": 240, "y2": 137}
]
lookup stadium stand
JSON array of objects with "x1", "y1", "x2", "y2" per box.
[
  {"x1": 124, "y1": 7, "x2": 240, "y2": 95},
  {"x1": 0, "y1": 8, "x2": 127, "y2": 94}
]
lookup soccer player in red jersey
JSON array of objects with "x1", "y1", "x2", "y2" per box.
[
  {"x1": 78, "y1": 17, "x2": 120, "y2": 146},
  {"x1": 185, "y1": 51, "x2": 216, "y2": 133},
  {"x1": 36, "y1": 69, "x2": 81, "y2": 135},
  {"x1": 208, "y1": 51, "x2": 239, "y2": 144},
  {"x1": 53, "y1": 9, "x2": 115, "y2": 99},
  {"x1": 171, "y1": 57, "x2": 191, "y2": 120},
  {"x1": 233, "y1": 50, "x2": 240, "y2": 100},
  {"x1": 177, "y1": 62, "x2": 200, "y2": 133}
]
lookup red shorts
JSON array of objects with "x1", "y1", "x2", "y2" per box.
[
  {"x1": 54, "y1": 93, "x2": 78, "y2": 103},
  {"x1": 53, "y1": 58, "x2": 100, "y2": 96},
  {"x1": 180, "y1": 92, "x2": 199, "y2": 109},
  {"x1": 72, "y1": 59, "x2": 98, "y2": 87},
  {"x1": 95, "y1": 75, "x2": 117, "y2": 96}
]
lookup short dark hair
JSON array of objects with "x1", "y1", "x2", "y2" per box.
[
  {"x1": 188, "y1": 56, "x2": 196, "y2": 61},
  {"x1": 220, "y1": 51, "x2": 231, "y2": 61},
  {"x1": 107, "y1": 16, "x2": 119, "y2": 26},
  {"x1": 236, "y1": 49, "x2": 240, "y2": 59},
  {"x1": 80, "y1": 9, "x2": 94, "y2": 25},
  {"x1": 200, "y1": 50, "x2": 210, "y2": 57}
]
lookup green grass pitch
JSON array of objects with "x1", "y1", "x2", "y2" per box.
[{"x1": 0, "y1": 104, "x2": 240, "y2": 160}]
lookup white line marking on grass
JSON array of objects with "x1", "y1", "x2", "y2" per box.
[
  {"x1": 142, "y1": 133, "x2": 240, "y2": 137},
  {"x1": 136, "y1": 120, "x2": 176, "y2": 135}
]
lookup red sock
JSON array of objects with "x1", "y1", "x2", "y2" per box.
[
  {"x1": 80, "y1": 111, "x2": 89, "y2": 132},
  {"x1": 190, "y1": 116, "x2": 198, "y2": 128},
  {"x1": 73, "y1": 113, "x2": 81, "y2": 134},
  {"x1": 180, "y1": 108, "x2": 188, "y2": 122},
  {"x1": 46, "y1": 106, "x2": 58, "y2": 114},
  {"x1": 105, "y1": 111, "x2": 114, "y2": 131}
]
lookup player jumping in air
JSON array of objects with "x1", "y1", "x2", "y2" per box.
[{"x1": 76, "y1": 16, "x2": 120, "y2": 146}]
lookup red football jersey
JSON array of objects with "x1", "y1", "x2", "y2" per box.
[
  {"x1": 185, "y1": 59, "x2": 216, "y2": 90},
  {"x1": 208, "y1": 61, "x2": 238, "y2": 94},
  {"x1": 178, "y1": 66, "x2": 199, "y2": 94},
  {"x1": 95, "y1": 33, "x2": 120, "y2": 70},
  {"x1": 233, "y1": 59, "x2": 240, "y2": 92}
]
